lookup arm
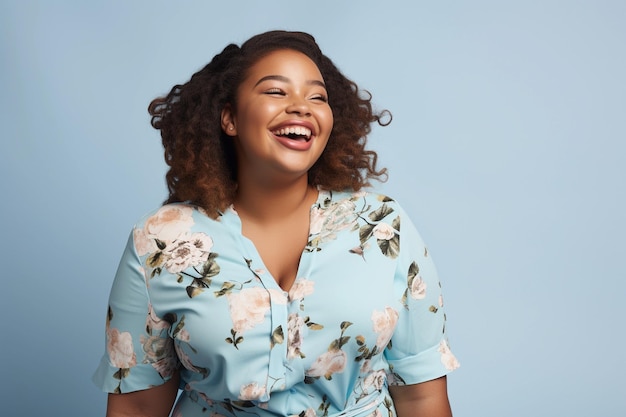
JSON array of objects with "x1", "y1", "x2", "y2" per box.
[
  {"x1": 106, "y1": 372, "x2": 180, "y2": 417},
  {"x1": 389, "y1": 376, "x2": 452, "y2": 417}
]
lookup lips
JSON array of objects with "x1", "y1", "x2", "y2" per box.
[{"x1": 270, "y1": 122, "x2": 317, "y2": 151}]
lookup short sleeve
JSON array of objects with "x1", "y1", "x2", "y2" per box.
[
  {"x1": 92, "y1": 230, "x2": 179, "y2": 394},
  {"x1": 384, "y1": 205, "x2": 459, "y2": 385}
]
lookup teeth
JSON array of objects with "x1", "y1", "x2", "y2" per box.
[{"x1": 273, "y1": 126, "x2": 312, "y2": 138}]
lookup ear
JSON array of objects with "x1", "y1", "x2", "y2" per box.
[{"x1": 221, "y1": 104, "x2": 237, "y2": 136}]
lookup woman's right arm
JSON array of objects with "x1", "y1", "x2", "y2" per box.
[{"x1": 106, "y1": 372, "x2": 180, "y2": 417}]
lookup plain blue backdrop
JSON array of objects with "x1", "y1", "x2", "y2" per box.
[{"x1": 1, "y1": 1, "x2": 624, "y2": 415}]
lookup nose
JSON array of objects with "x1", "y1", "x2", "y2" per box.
[{"x1": 286, "y1": 97, "x2": 311, "y2": 116}]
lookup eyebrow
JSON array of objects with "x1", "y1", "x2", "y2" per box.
[{"x1": 254, "y1": 75, "x2": 326, "y2": 89}]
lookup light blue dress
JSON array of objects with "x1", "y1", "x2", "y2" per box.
[{"x1": 93, "y1": 189, "x2": 459, "y2": 417}]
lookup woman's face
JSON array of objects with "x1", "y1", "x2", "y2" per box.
[{"x1": 222, "y1": 49, "x2": 333, "y2": 185}]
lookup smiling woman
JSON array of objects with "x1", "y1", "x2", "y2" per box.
[
  {"x1": 93, "y1": 30, "x2": 459, "y2": 417},
  {"x1": 221, "y1": 49, "x2": 334, "y2": 190}
]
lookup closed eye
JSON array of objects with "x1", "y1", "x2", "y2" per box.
[
  {"x1": 264, "y1": 88, "x2": 286, "y2": 96},
  {"x1": 311, "y1": 94, "x2": 328, "y2": 103}
]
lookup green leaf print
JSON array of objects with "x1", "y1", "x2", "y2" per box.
[
  {"x1": 368, "y1": 203, "x2": 394, "y2": 222},
  {"x1": 147, "y1": 251, "x2": 163, "y2": 269},
  {"x1": 359, "y1": 223, "x2": 375, "y2": 245},
  {"x1": 201, "y1": 253, "x2": 220, "y2": 278},
  {"x1": 354, "y1": 336, "x2": 380, "y2": 362},
  {"x1": 392, "y1": 215, "x2": 400, "y2": 232},
  {"x1": 377, "y1": 235, "x2": 399, "y2": 258},
  {"x1": 328, "y1": 322, "x2": 352, "y2": 350},
  {"x1": 340, "y1": 321, "x2": 353, "y2": 331},
  {"x1": 318, "y1": 395, "x2": 331, "y2": 416},
  {"x1": 171, "y1": 315, "x2": 185, "y2": 339},
  {"x1": 214, "y1": 281, "x2": 236, "y2": 297},
  {"x1": 304, "y1": 316, "x2": 324, "y2": 330},
  {"x1": 186, "y1": 286, "x2": 203, "y2": 298},
  {"x1": 407, "y1": 261, "x2": 419, "y2": 282},
  {"x1": 113, "y1": 368, "x2": 130, "y2": 380},
  {"x1": 186, "y1": 277, "x2": 212, "y2": 298},
  {"x1": 226, "y1": 329, "x2": 244, "y2": 349},
  {"x1": 402, "y1": 261, "x2": 420, "y2": 309},
  {"x1": 271, "y1": 325, "x2": 284, "y2": 348}
]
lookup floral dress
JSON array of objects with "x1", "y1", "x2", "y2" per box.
[{"x1": 93, "y1": 189, "x2": 459, "y2": 417}]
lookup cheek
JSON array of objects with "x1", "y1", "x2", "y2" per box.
[
  {"x1": 321, "y1": 108, "x2": 334, "y2": 134},
  {"x1": 237, "y1": 99, "x2": 277, "y2": 126}
]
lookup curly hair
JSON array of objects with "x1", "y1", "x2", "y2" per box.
[{"x1": 149, "y1": 30, "x2": 390, "y2": 218}]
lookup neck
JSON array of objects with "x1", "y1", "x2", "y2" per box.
[{"x1": 234, "y1": 174, "x2": 316, "y2": 222}]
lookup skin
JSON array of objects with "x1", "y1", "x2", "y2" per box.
[
  {"x1": 389, "y1": 376, "x2": 453, "y2": 417},
  {"x1": 221, "y1": 49, "x2": 333, "y2": 291},
  {"x1": 105, "y1": 48, "x2": 453, "y2": 417},
  {"x1": 222, "y1": 49, "x2": 333, "y2": 187},
  {"x1": 106, "y1": 371, "x2": 179, "y2": 417}
]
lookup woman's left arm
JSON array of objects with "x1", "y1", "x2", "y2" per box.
[{"x1": 388, "y1": 376, "x2": 452, "y2": 417}]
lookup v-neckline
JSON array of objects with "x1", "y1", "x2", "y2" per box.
[{"x1": 225, "y1": 188, "x2": 328, "y2": 293}]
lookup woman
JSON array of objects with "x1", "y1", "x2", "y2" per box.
[{"x1": 93, "y1": 30, "x2": 459, "y2": 417}]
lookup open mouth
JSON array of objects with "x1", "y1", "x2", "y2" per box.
[{"x1": 271, "y1": 126, "x2": 312, "y2": 141}]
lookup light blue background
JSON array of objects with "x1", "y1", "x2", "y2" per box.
[{"x1": 1, "y1": 1, "x2": 624, "y2": 415}]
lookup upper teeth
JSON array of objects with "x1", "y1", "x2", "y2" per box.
[{"x1": 273, "y1": 126, "x2": 312, "y2": 138}]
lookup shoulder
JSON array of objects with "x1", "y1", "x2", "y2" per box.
[
  {"x1": 131, "y1": 203, "x2": 223, "y2": 256},
  {"x1": 325, "y1": 188, "x2": 407, "y2": 215},
  {"x1": 134, "y1": 203, "x2": 216, "y2": 230}
]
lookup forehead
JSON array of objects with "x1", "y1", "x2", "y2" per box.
[{"x1": 244, "y1": 49, "x2": 324, "y2": 82}]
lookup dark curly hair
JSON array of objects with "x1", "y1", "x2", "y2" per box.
[{"x1": 149, "y1": 30, "x2": 390, "y2": 218}]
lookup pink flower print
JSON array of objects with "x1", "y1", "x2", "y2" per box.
[
  {"x1": 371, "y1": 307, "x2": 399, "y2": 350},
  {"x1": 146, "y1": 205, "x2": 194, "y2": 241},
  {"x1": 239, "y1": 382, "x2": 266, "y2": 400},
  {"x1": 140, "y1": 335, "x2": 173, "y2": 365},
  {"x1": 359, "y1": 359, "x2": 373, "y2": 374},
  {"x1": 227, "y1": 287, "x2": 271, "y2": 334},
  {"x1": 287, "y1": 313, "x2": 306, "y2": 359},
  {"x1": 288, "y1": 278, "x2": 315, "y2": 301},
  {"x1": 372, "y1": 223, "x2": 395, "y2": 240},
  {"x1": 176, "y1": 329, "x2": 190, "y2": 342},
  {"x1": 310, "y1": 199, "x2": 358, "y2": 244},
  {"x1": 309, "y1": 206, "x2": 326, "y2": 235},
  {"x1": 146, "y1": 304, "x2": 171, "y2": 332},
  {"x1": 162, "y1": 232, "x2": 213, "y2": 273},
  {"x1": 409, "y1": 274, "x2": 427, "y2": 300},
  {"x1": 362, "y1": 369, "x2": 386, "y2": 392},
  {"x1": 175, "y1": 344, "x2": 203, "y2": 375},
  {"x1": 438, "y1": 340, "x2": 460, "y2": 371},
  {"x1": 306, "y1": 349, "x2": 347, "y2": 380},
  {"x1": 151, "y1": 355, "x2": 178, "y2": 379},
  {"x1": 370, "y1": 409, "x2": 383, "y2": 417},
  {"x1": 134, "y1": 227, "x2": 158, "y2": 257},
  {"x1": 135, "y1": 205, "x2": 195, "y2": 256},
  {"x1": 106, "y1": 327, "x2": 137, "y2": 369},
  {"x1": 267, "y1": 288, "x2": 288, "y2": 305}
]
